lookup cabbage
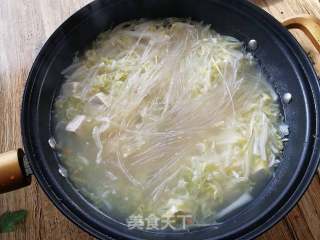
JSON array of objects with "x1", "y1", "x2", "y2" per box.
[{"x1": 54, "y1": 19, "x2": 286, "y2": 226}]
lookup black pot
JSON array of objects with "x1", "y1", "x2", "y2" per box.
[{"x1": 1, "y1": 0, "x2": 320, "y2": 239}]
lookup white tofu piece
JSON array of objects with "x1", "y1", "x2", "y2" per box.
[
  {"x1": 65, "y1": 115, "x2": 86, "y2": 133},
  {"x1": 279, "y1": 123, "x2": 289, "y2": 138},
  {"x1": 62, "y1": 82, "x2": 80, "y2": 95},
  {"x1": 89, "y1": 92, "x2": 110, "y2": 107}
]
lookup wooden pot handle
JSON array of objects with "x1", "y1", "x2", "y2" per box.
[
  {"x1": 0, "y1": 149, "x2": 32, "y2": 194},
  {"x1": 283, "y1": 14, "x2": 320, "y2": 74}
]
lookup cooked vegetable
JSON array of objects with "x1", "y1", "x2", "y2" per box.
[{"x1": 54, "y1": 19, "x2": 286, "y2": 227}]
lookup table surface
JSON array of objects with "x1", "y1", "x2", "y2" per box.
[{"x1": 1, "y1": 0, "x2": 320, "y2": 239}]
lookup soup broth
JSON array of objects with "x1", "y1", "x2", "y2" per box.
[{"x1": 54, "y1": 19, "x2": 286, "y2": 229}]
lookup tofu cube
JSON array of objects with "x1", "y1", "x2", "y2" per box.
[{"x1": 65, "y1": 115, "x2": 86, "y2": 133}]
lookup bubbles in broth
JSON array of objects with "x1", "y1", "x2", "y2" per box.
[{"x1": 54, "y1": 19, "x2": 287, "y2": 230}]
